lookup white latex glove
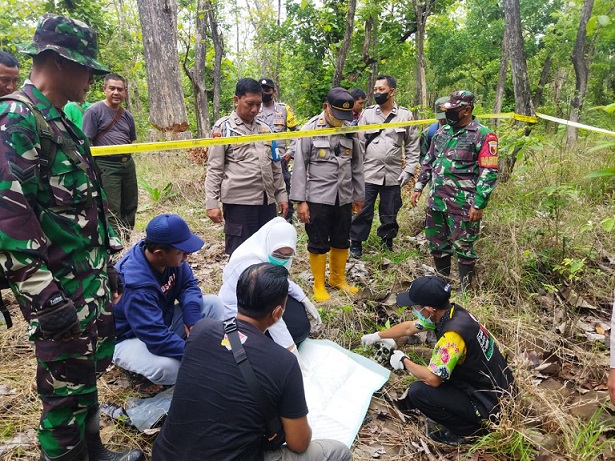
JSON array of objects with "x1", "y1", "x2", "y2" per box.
[
  {"x1": 301, "y1": 296, "x2": 322, "y2": 324},
  {"x1": 361, "y1": 333, "x2": 396, "y2": 350},
  {"x1": 390, "y1": 350, "x2": 409, "y2": 370},
  {"x1": 398, "y1": 170, "x2": 413, "y2": 187}
]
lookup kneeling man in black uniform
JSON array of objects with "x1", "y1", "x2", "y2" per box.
[{"x1": 361, "y1": 276, "x2": 515, "y2": 446}]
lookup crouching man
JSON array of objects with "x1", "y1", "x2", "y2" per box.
[
  {"x1": 153, "y1": 263, "x2": 352, "y2": 461},
  {"x1": 113, "y1": 214, "x2": 224, "y2": 385},
  {"x1": 362, "y1": 276, "x2": 515, "y2": 445}
]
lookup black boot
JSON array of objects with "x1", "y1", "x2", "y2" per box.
[
  {"x1": 40, "y1": 440, "x2": 89, "y2": 461},
  {"x1": 381, "y1": 237, "x2": 393, "y2": 251},
  {"x1": 458, "y1": 264, "x2": 474, "y2": 293},
  {"x1": 85, "y1": 406, "x2": 144, "y2": 461},
  {"x1": 350, "y1": 240, "x2": 362, "y2": 258},
  {"x1": 433, "y1": 255, "x2": 451, "y2": 277}
]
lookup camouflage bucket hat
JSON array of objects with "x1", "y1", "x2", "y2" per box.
[
  {"x1": 21, "y1": 13, "x2": 110, "y2": 75},
  {"x1": 441, "y1": 90, "x2": 475, "y2": 110}
]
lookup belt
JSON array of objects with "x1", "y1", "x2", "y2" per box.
[{"x1": 98, "y1": 155, "x2": 132, "y2": 163}]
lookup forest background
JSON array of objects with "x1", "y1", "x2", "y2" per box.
[{"x1": 1, "y1": 0, "x2": 615, "y2": 460}]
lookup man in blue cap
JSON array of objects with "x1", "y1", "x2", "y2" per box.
[{"x1": 112, "y1": 214, "x2": 224, "y2": 385}]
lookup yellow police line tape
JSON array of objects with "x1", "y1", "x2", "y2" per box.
[{"x1": 90, "y1": 111, "x2": 613, "y2": 156}]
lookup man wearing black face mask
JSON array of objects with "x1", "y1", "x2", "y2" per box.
[
  {"x1": 350, "y1": 75, "x2": 420, "y2": 258},
  {"x1": 410, "y1": 91, "x2": 498, "y2": 292},
  {"x1": 257, "y1": 78, "x2": 300, "y2": 223}
]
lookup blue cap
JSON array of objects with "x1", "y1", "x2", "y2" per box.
[{"x1": 145, "y1": 214, "x2": 204, "y2": 253}]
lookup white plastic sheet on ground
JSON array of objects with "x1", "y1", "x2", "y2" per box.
[{"x1": 298, "y1": 338, "x2": 390, "y2": 447}]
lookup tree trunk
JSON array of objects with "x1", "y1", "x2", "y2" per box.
[
  {"x1": 567, "y1": 0, "x2": 594, "y2": 144},
  {"x1": 332, "y1": 0, "x2": 357, "y2": 87},
  {"x1": 363, "y1": 16, "x2": 378, "y2": 105},
  {"x1": 413, "y1": 0, "x2": 430, "y2": 108},
  {"x1": 501, "y1": 0, "x2": 535, "y2": 182},
  {"x1": 188, "y1": 0, "x2": 211, "y2": 138},
  {"x1": 275, "y1": 0, "x2": 281, "y2": 93},
  {"x1": 533, "y1": 55, "x2": 552, "y2": 109},
  {"x1": 206, "y1": 0, "x2": 224, "y2": 121},
  {"x1": 136, "y1": 0, "x2": 189, "y2": 132},
  {"x1": 492, "y1": 33, "x2": 508, "y2": 127}
]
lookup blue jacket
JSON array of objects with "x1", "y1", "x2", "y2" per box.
[{"x1": 113, "y1": 240, "x2": 203, "y2": 360}]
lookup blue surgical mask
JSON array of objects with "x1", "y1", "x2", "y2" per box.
[{"x1": 413, "y1": 307, "x2": 436, "y2": 330}]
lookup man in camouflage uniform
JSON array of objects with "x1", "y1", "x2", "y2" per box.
[
  {"x1": 256, "y1": 78, "x2": 299, "y2": 223},
  {"x1": 411, "y1": 91, "x2": 498, "y2": 291},
  {"x1": 349, "y1": 75, "x2": 420, "y2": 258},
  {"x1": 290, "y1": 87, "x2": 365, "y2": 302},
  {"x1": 0, "y1": 14, "x2": 143, "y2": 461},
  {"x1": 206, "y1": 78, "x2": 288, "y2": 255}
]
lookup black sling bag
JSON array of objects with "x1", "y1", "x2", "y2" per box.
[
  {"x1": 223, "y1": 318, "x2": 285, "y2": 451},
  {"x1": 364, "y1": 111, "x2": 396, "y2": 150}
]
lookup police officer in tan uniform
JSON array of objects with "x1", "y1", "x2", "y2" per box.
[
  {"x1": 349, "y1": 75, "x2": 420, "y2": 258},
  {"x1": 257, "y1": 78, "x2": 299, "y2": 222},
  {"x1": 290, "y1": 87, "x2": 365, "y2": 302},
  {"x1": 206, "y1": 78, "x2": 288, "y2": 255}
]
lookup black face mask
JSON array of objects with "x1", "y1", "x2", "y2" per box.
[
  {"x1": 262, "y1": 93, "x2": 273, "y2": 103},
  {"x1": 374, "y1": 92, "x2": 389, "y2": 105},
  {"x1": 445, "y1": 108, "x2": 464, "y2": 126}
]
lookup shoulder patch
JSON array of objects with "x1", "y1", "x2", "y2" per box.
[{"x1": 478, "y1": 132, "x2": 498, "y2": 168}]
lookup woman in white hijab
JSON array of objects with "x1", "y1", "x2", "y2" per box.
[{"x1": 219, "y1": 217, "x2": 322, "y2": 352}]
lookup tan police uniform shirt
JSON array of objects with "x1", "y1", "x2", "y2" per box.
[
  {"x1": 290, "y1": 112, "x2": 365, "y2": 206},
  {"x1": 359, "y1": 103, "x2": 420, "y2": 186},
  {"x1": 257, "y1": 102, "x2": 299, "y2": 158},
  {"x1": 205, "y1": 111, "x2": 287, "y2": 209}
]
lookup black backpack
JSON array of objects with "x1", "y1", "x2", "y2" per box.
[{"x1": 0, "y1": 93, "x2": 60, "y2": 329}]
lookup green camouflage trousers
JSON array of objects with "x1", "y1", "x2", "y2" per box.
[
  {"x1": 35, "y1": 298, "x2": 115, "y2": 457},
  {"x1": 425, "y1": 208, "x2": 481, "y2": 264}
]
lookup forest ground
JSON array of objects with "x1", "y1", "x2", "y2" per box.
[{"x1": 1, "y1": 130, "x2": 614, "y2": 460}]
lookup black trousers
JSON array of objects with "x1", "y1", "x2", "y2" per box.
[
  {"x1": 222, "y1": 201, "x2": 277, "y2": 255},
  {"x1": 397, "y1": 381, "x2": 485, "y2": 436},
  {"x1": 274, "y1": 296, "x2": 310, "y2": 345},
  {"x1": 305, "y1": 200, "x2": 352, "y2": 254},
  {"x1": 349, "y1": 183, "x2": 402, "y2": 242},
  {"x1": 281, "y1": 158, "x2": 294, "y2": 218}
]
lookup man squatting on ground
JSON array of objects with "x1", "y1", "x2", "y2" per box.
[
  {"x1": 349, "y1": 74, "x2": 420, "y2": 258},
  {"x1": 257, "y1": 77, "x2": 299, "y2": 223},
  {"x1": 112, "y1": 214, "x2": 224, "y2": 386},
  {"x1": 206, "y1": 77, "x2": 288, "y2": 255},
  {"x1": 0, "y1": 13, "x2": 143, "y2": 461},
  {"x1": 411, "y1": 90, "x2": 498, "y2": 291},
  {"x1": 362, "y1": 276, "x2": 515, "y2": 446},
  {"x1": 82, "y1": 73, "x2": 138, "y2": 242},
  {"x1": 290, "y1": 87, "x2": 365, "y2": 302},
  {"x1": 153, "y1": 263, "x2": 352, "y2": 461}
]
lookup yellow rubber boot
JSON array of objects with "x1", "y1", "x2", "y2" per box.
[
  {"x1": 309, "y1": 252, "x2": 330, "y2": 302},
  {"x1": 328, "y1": 247, "x2": 358, "y2": 295}
]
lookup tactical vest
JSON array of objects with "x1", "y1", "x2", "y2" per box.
[{"x1": 435, "y1": 304, "x2": 515, "y2": 417}]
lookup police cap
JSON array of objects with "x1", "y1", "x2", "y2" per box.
[{"x1": 327, "y1": 87, "x2": 354, "y2": 121}]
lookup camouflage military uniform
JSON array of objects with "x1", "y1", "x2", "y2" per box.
[
  {"x1": 0, "y1": 83, "x2": 121, "y2": 457},
  {"x1": 414, "y1": 116, "x2": 498, "y2": 264}
]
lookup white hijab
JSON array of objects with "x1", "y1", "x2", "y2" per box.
[{"x1": 223, "y1": 216, "x2": 297, "y2": 279}]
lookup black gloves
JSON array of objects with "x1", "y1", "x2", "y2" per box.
[
  {"x1": 35, "y1": 293, "x2": 81, "y2": 341},
  {"x1": 106, "y1": 264, "x2": 124, "y2": 295}
]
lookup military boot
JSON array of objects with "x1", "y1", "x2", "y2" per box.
[
  {"x1": 381, "y1": 237, "x2": 393, "y2": 251},
  {"x1": 85, "y1": 406, "x2": 144, "y2": 461},
  {"x1": 40, "y1": 440, "x2": 89, "y2": 461},
  {"x1": 458, "y1": 264, "x2": 475, "y2": 293},
  {"x1": 349, "y1": 240, "x2": 362, "y2": 259},
  {"x1": 434, "y1": 255, "x2": 451, "y2": 277}
]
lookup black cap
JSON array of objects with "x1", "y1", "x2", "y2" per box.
[
  {"x1": 326, "y1": 87, "x2": 354, "y2": 121},
  {"x1": 396, "y1": 276, "x2": 452, "y2": 309},
  {"x1": 260, "y1": 78, "x2": 275, "y2": 89}
]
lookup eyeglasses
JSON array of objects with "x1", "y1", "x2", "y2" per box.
[{"x1": 271, "y1": 250, "x2": 295, "y2": 260}]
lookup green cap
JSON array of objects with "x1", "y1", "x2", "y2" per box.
[
  {"x1": 21, "y1": 13, "x2": 110, "y2": 75},
  {"x1": 434, "y1": 97, "x2": 448, "y2": 120}
]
